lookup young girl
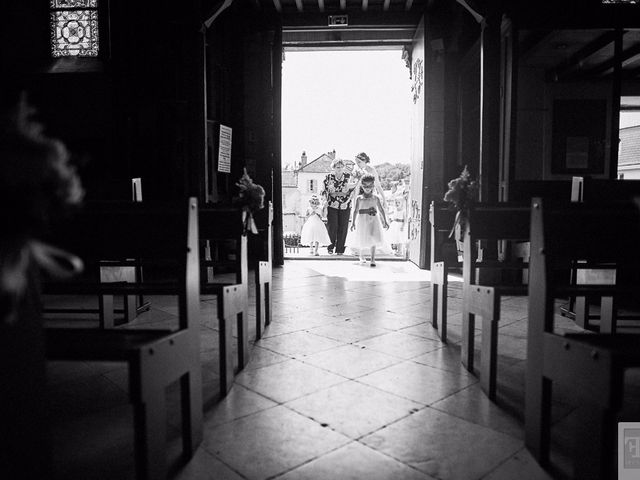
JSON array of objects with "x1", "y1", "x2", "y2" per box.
[
  {"x1": 350, "y1": 175, "x2": 389, "y2": 266},
  {"x1": 300, "y1": 195, "x2": 330, "y2": 256},
  {"x1": 386, "y1": 195, "x2": 408, "y2": 256}
]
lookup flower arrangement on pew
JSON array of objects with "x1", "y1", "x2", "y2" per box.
[
  {"x1": 443, "y1": 165, "x2": 478, "y2": 242},
  {"x1": 0, "y1": 95, "x2": 84, "y2": 325},
  {"x1": 234, "y1": 168, "x2": 265, "y2": 235}
]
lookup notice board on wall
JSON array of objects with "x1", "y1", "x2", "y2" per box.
[{"x1": 217, "y1": 124, "x2": 232, "y2": 173}]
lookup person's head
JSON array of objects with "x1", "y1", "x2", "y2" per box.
[
  {"x1": 309, "y1": 195, "x2": 320, "y2": 207},
  {"x1": 395, "y1": 197, "x2": 405, "y2": 209},
  {"x1": 355, "y1": 152, "x2": 370, "y2": 167},
  {"x1": 361, "y1": 174, "x2": 375, "y2": 194},
  {"x1": 331, "y1": 158, "x2": 345, "y2": 173}
]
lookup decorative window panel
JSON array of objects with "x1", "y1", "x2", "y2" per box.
[{"x1": 50, "y1": 1, "x2": 99, "y2": 57}]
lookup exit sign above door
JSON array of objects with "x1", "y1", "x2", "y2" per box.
[{"x1": 328, "y1": 15, "x2": 348, "y2": 26}]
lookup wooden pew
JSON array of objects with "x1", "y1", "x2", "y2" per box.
[
  {"x1": 508, "y1": 180, "x2": 572, "y2": 203},
  {"x1": 461, "y1": 204, "x2": 531, "y2": 400},
  {"x1": 198, "y1": 206, "x2": 250, "y2": 393},
  {"x1": 43, "y1": 198, "x2": 203, "y2": 480},
  {"x1": 570, "y1": 177, "x2": 640, "y2": 331},
  {"x1": 525, "y1": 198, "x2": 640, "y2": 480},
  {"x1": 252, "y1": 201, "x2": 273, "y2": 339},
  {"x1": 429, "y1": 201, "x2": 459, "y2": 342}
]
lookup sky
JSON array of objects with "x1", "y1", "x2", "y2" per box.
[{"x1": 281, "y1": 49, "x2": 412, "y2": 167}]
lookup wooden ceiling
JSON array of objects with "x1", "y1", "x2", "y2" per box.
[
  {"x1": 257, "y1": 0, "x2": 428, "y2": 15},
  {"x1": 520, "y1": 28, "x2": 640, "y2": 81}
]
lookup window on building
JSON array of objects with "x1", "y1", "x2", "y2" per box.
[
  {"x1": 308, "y1": 179, "x2": 316, "y2": 193},
  {"x1": 50, "y1": 0, "x2": 99, "y2": 58}
]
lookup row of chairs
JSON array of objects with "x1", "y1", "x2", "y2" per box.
[
  {"x1": 41, "y1": 198, "x2": 273, "y2": 480},
  {"x1": 429, "y1": 179, "x2": 640, "y2": 478}
]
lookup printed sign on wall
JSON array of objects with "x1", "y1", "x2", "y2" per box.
[{"x1": 218, "y1": 124, "x2": 232, "y2": 173}]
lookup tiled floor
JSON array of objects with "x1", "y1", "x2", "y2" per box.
[{"x1": 47, "y1": 260, "x2": 607, "y2": 480}]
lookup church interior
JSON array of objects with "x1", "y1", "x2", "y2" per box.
[{"x1": 3, "y1": 1, "x2": 640, "y2": 479}]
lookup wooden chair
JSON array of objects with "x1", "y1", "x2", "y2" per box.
[
  {"x1": 253, "y1": 201, "x2": 273, "y2": 339},
  {"x1": 570, "y1": 177, "x2": 640, "y2": 331},
  {"x1": 429, "y1": 201, "x2": 459, "y2": 342},
  {"x1": 199, "y1": 206, "x2": 250, "y2": 394},
  {"x1": 525, "y1": 198, "x2": 640, "y2": 480},
  {"x1": 507, "y1": 180, "x2": 572, "y2": 203},
  {"x1": 44, "y1": 198, "x2": 203, "y2": 480},
  {"x1": 461, "y1": 204, "x2": 531, "y2": 400}
]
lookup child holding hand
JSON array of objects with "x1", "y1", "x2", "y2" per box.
[{"x1": 350, "y1": 175, "x2": 389, "y2": 266}]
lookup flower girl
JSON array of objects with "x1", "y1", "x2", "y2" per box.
[{"x1": 300, "y1": 195, "x2": 330, "y2": 256}]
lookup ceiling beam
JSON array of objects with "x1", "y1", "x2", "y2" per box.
[
  {"x1": 281, "y1": 11, "x2": 423, "y2": 28},
  {"x1": 518, "y1": 29, "x2": 554, "y2": 61},
  {"x1": 362, "y1": 0, "x2": 369, "y2": 11},
  {"x1": 295, "y1": 0, "x2": 303, "y2": 12},
  {"x1": 204, "y1": 0, "x2": 236, "y2": 28},
  {"x1": 546, "y1": 30, "x2": 621, "y2": 82},
  {"x1": 272, "y1": 0, "x2": 282, "y2": 13},
  {"x1": 340, "y1": 0, "x2": 346, "y2": 10},
  {"x1": 383, "y1": 0, "x2": 391, "y2": 11},
  {"x1": 578, "y1": 39, "x2": 640, "y2": 78},
  {"x1": 405, "y1": 0, "x2": 414, "y2": 11},
  {"x1": 318, "y1": 0, "x2": 325, "y2": 12}
]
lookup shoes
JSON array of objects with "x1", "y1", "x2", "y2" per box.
[
  {"x1": 359, "y1": 258, "x2": 367, "y2": 264},
  {"x1": 336, "y1": 252, "x2": 343, "y2": 256},
  {"x1": 314, "y1": 252, "x2": 319, "y2": 256},
  {"x1": 370, "y1": 261, "x2": 376, "y2": 267},
  {"x1": 327, "y1": 249, "x2": 333, "y2": 255}
]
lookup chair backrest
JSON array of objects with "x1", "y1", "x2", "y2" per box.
[
  {"x1": 463, "y1": 204, "x2": 531, "y2": 285},
  {"x1": 572, "y1": 177, "x2": 640, "y2": 203},
  {"x1": 528, "y1": 198, "x2": 640, "y2": 333},
  {"x1": 508, "y1": 180, "x2": 573, "y2": 203},
  {"x1": 198, "y1": 206, "x2": 247, "y2": 284},
  {"x1": 429, "y1": 201, "x2": 457, "y2": 266},
  {"x1": 46, "y1": 198, "x2": 199, "y2": 329}
]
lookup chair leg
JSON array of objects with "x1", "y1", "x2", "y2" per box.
[
  {"x1": 437, "y1": 283, "x2": 448, "y2": 343},
  {"x1": 574, "y1": 405, "x2": 616, "y2": 480},
  {"x1": 180, "y1": 370, "x2": 203, "y2": 460},
  {"x1": 237, "y1": 308, "x2": 249, "y2": 370},
  {"x1": 431, "y1": 282, "x2": 439, "y2": 330},
  {"x1": 480, "y1": 294, "x2": 500, "y2": 401},
  {"x1": 99, "y1": 294, "x2": 114, "y2": 328},
  {"x1": 574, "y1": 296, "x2": 589, "y2": 329},
  {"x1": 600, "y1": 296, "x2": 615, "y2": 334},
  {"x1": 461, "y1": 309, "x2": 475, "y2": 372},
  {"x1": 133, "y1": 390, "x2": 167, "y2": 480},
  {"x1": 525, "y1": 375, "x2": 553, "y2": 468},
  {"x1": 220, "y1": 286, "x2": 241, "y2": 396}
]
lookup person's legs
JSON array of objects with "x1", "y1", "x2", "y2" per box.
[
  {"x1": 326, "y1": 208, "x2": 338, "y2": 254},
  {"x1": 335, "y1": 208, "x2": 351, "y2": 254},
  {"x1": 313, "y1": 241, "x2": 319, "y2": 256},
  {"x1": 370, "y1": 246, "x2": 377, "y2": 267}
]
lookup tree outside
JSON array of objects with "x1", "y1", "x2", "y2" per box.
[{"x1": 374, "y1": 163, "x2": 411, "y2": 190}]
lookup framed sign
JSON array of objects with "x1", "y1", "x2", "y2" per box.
[
  {"x1": 551, "y1": 99, "x2": 607, "y2": 174},
  {"x1": 217, "y1": 124, "x2": 232, "y2": 173}
]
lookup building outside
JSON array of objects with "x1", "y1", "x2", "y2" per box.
[{"x1": 618, "y1": 125, "x2": 640, "y2": 179}]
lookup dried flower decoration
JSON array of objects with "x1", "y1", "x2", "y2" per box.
[
  {"x1": 443, "y1": 165, "x2": 478, "y2": 212},
  {"x1": 0, "y1": 95, "x2": 84, "y2": 324},
  {"x1": 443, "y1": 166, "x2": 478, "y2": 240},
  {"x1": 234, "y1": 168, "x2": 265, "y2": 234}
]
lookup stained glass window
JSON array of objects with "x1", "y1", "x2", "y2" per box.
[
  {"x1": 602, "y1": 0, "x2": 640, "y2": 4},
  {"x1": 50, "y1": 0, "x2": 99, "y2": 57}
]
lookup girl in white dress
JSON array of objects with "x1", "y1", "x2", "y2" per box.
[
  {"x1": 300, "y1": 195, "x2": 330, "y2": 256},
  {"x1": 349, "y1": 175, "x2": 389, "y2": 266},
  {"x1": 386, "y1": 195, "x2": 408, "y2": 256}
]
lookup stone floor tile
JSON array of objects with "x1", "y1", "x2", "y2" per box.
[
  {"x1": 398, "y1": 322, "x2": 444, "y2": 341},
  {"x1": 349, "y1": 310, "x2": 426, "y2": 330},
  {"x1": 285, "y1": 380, "x2": 421, "y2": 438},
  {"x1": 204, "y1": 384, "x2": 277, "y2": 427},
  {"x1": 173, "y1": 448, "x2": 245, "y2": 480},
  {"x1": 274, "y1": 441, "x2": 436, "y2": 480},
  {"x1": 256, "y1": 330, "x2": 344, "y2": 358},
  {"x1": 357, "y1": 360, "x2": 477, "y2": 405},
  {"x1": 481, "y1": 448, "x2": 554, "y2": 480},
  {"x1": 234, "y1": 358, "x2": 346, "y2": 403},
  {"x1": 354, "y1": 331, "x2": 443, "y2": 360},
  {"x1": 430, "y1": 383, "x2": 524, "y2": 440},
  {"x1": 307, "y1": 318, "x2": 390, "y2": 343},
  {"x1": 300, "y1": 344, "x2": 402, "y2": 379},
  {"x1": 245, "y1": 344, "x2": 291, "y2": 369},
  {"x1": 361, "y1": 407, "x2": 522, "y2": 480},
  {"x1": 202, "y1": 406, "x2": 350, "y2": 480}
]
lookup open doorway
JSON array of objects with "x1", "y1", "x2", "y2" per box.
[{"x1": 281, "y1": 49, "x2": 412, "y2": 260}]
